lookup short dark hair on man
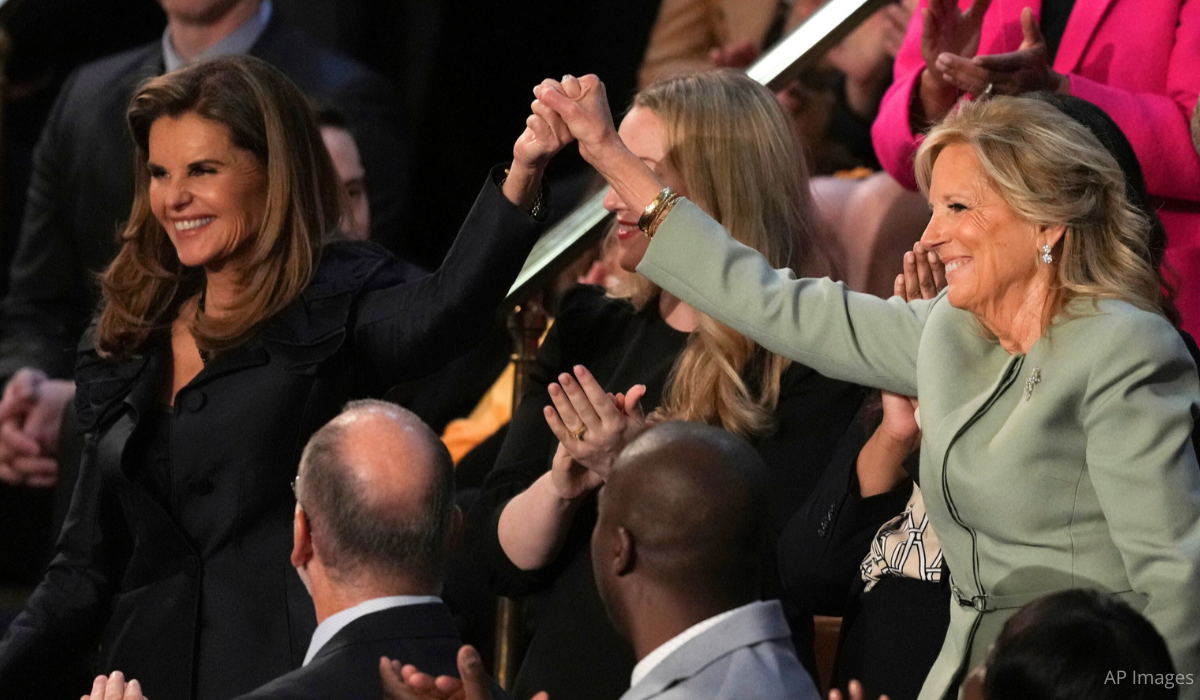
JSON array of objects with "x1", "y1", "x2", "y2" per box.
[
  {"x1": 612, "y1": 421, "x2": 771, "y2": 604},
  {"x1": 985, "y1": 589, "x2": 1178, "y2": 700},
  {"x1": 297, "y1": 399, "x2": 455, "y2": 581}
]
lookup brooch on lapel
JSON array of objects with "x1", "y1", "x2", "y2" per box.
[{"x1": 1023, "y1": 368, "x2": 1041, "y2": 402}]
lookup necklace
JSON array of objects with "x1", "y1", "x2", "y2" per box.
[{"x1": 196, "y1": 290, "x2": 210, "y2": 366}]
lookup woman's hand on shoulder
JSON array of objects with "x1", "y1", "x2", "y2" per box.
[{"x1": 542, "y1": 364, "x2": 647, "y2": 478}]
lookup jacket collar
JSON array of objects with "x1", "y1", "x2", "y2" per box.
[
  {"x1": 619, "y1": 600, "x2": 794, "y2": 700},
  {"x1": 312, "y1": 602, "x2": 459, "y2": 664},
  {"x1": 74, "y1": 241, "x2": 410, "y2": 432}
]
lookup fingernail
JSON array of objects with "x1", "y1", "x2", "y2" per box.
[
  {"x1": 905, "y1": 252, "x2": 914, "y2": 262},
  {"x1": 928, "y1": 252, "x2": 939, "y2": 263}
]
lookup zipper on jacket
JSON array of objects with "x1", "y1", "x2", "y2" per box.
[{"x1": 939, "y1": 355, "x2": 1024, "y2": 604}]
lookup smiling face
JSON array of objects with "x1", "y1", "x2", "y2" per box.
[
  {"x1": 920, "y1": 143, "x2": 1049, "y2": 319},
  {"x1": 147, "y1": 111, "x2": 268, "y2": 271},
  {"x1": 603, "y1": 106, "x2": 687, "y2": 273}
]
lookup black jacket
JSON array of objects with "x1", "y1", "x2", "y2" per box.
[
  {"x1": 0, "y1": 176, "x2": 545, "y2": 700},
  {"x1": 469, "y1": 287, "x2": 867, "y2": 700},
  {"x1": 0, "y1": 13, "x2": 409, "y2": 382},
  {"x1": 234, "y1": 602, "x2": 497, "y2": 700}
]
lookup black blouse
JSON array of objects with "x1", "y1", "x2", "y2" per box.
[{"x1": 469, "y1": 285, "x2": 865, "y2": 700}]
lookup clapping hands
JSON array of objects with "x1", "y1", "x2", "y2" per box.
[
  {"x1": 934, "y1": 7, "x2": 1067, "y2": 97},
  {"x1": 81, "y1": 671, "x2": 147, "y2": 700},
  {"x1": 828, "y1": 679, "x2": 889, "y2": 700},
  {"x1": 380, "y1": 645, "x2": 549, "y2": 700},
  {"x1": 543, "y1": 365, "x2": 647, "y2": 481}
]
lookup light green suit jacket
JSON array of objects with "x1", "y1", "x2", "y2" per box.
[{"x1": 638, "y1": 200, "x2": 1200, "y2": 700}]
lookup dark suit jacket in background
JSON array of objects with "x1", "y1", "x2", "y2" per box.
[
  {"x1": 234, "y1": 602, "x2": 498, "y2": 700},
  {"x1": 0, "y1": 12, "x2": 410, "y2": 382},
  {"x1": 0, "y1": 176, "x2": 545, "y2": 700}
]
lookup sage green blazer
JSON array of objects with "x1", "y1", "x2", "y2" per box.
[{"x1": 637, "y1": 200, "x2": 1200, "y2": 700}]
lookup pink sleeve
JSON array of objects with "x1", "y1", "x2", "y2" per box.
[
  {"x1": 871, "y1": 0, "x2": 932, "y2": 192},
  {"x1": 1067, "y1": 3, "x2": 1200, "y2": 204}
]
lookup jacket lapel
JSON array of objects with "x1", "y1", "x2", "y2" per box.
[{"x1": 1052, "y1": 0, "x2": 1117, "y2": 73}]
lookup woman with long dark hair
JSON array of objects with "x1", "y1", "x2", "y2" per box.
[{"x1": 0, "y1": 55, "x2": 568, "y2": 700}]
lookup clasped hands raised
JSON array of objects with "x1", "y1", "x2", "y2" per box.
[{"x1": 0, "y1": 367, "x2": 74, "y2": 487}]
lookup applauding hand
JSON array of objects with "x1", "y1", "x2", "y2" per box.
[
  {"x1": 82, "y1": 671, "x2": 147, "y2": 700},
  {"x1": 829, "y1": 679, "x2": 889, "y2": 700},
  {"x1": 916, "y1": 0, "x2": 991, "y2": 123},
  {"x1": 935, "y1": 7, "x2": 1068, "y2": 96},
  {"x1": 543, "y1": 365, "x2": 647, "y2": 478},
  {"x1": 380, "y1": 645, "x2": 549, "y2": 700}
]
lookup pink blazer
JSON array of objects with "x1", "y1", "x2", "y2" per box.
[{"x1": 872, "y1": 0, "x2": 1200, "y2": 336}]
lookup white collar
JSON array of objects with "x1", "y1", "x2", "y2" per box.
[
  {"x1": 629, "y1": 602, "x2": 756, "y2": 688},
  {"x1": 303, "y1": 594, "x2": 442, "y2": 666}
]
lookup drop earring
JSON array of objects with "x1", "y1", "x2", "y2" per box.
[{"x1": 1041, "y1": 244, "x2": 1053, "y2": 264}]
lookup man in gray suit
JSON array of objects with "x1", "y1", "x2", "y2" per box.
[
  {"x1": 592, "y1": 421, "x2": 820, "y2": 700},
  {"x1": 384, "y1": 422, "x2": 820, "y2": 700}
]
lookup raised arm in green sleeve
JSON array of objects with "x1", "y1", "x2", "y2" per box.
[{"x1": 637, "y1": 199, "x2": 931, "y2": 395}]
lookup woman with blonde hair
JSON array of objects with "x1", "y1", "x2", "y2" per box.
[
  {"x1": 0, "y1": 55, "x2": 570, "y2": 700},
  {"x1": 469, "y1": 70, "x2": 866, "y2": 700},
  {"x1": 540, "y1": 75, "x2": 1200, "y2": 700}
]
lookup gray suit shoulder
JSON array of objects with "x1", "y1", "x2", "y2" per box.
[
  {"x1": 622, "y1": 601, "x2": 820, "y2": 700},
  {"x1": 655, "y1": 639, "x2": 820, "y2": 700}
]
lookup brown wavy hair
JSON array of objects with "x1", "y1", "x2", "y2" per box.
[
  {"x1": 96, "y1": 55, "x2": 343, "y2": 358},
  {"x1": 615, "y1": 71, "x2": 835, "y2": 437}
]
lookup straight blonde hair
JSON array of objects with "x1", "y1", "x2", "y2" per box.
[
  {"x1": 97, "y1": 56, "x2": 343, "y2": 358},
  {"x1": 617, "y1": 71, "x2": 834, "y2": 437},
  {"x1": 914, "y1": 96, "x2": 1164, "y2": 327}
]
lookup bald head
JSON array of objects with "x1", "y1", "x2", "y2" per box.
[
  {"x1": 593, "y1": 422, "x2": 769, "y2": 619},
  {"x1": 296, "y1": 400, "x2": 455, "y2": 583}
]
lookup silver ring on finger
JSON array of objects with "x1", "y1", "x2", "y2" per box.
[{"x1": 981, "y1": 82, "x2": 995, "y2": 99}]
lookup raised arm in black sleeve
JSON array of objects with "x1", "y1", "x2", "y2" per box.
[{"x1": 351, "y1": 167, "x2": 546, "y2": 392}]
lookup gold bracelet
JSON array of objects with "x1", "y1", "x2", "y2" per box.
[
  {"x1": 638, "y1": 187, "x2": 675, "y2": 234},
  {"x1": 643, "y1": 192, "x2": 681, "y2": 240}
]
